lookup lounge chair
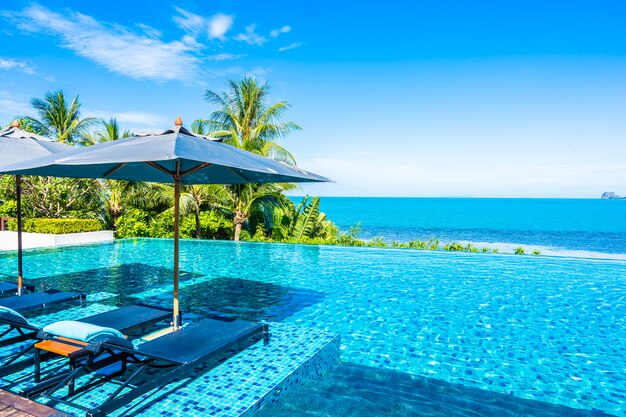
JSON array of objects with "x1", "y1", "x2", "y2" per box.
[
  {"x1": 0, "y1": 281, "x2": 34, "y2": 296},
  {"x1": 0, "y1": 304, "x2": 173, "y2": 378},
  {"x1": 0, "y1": 289, "x2": 86, "y2": 313},
  {"x1": 23, "y1": 316, "x2": 269, "y2": 417}
]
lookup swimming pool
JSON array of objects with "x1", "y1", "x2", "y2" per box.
[{"x1": 1, "y1": 239, "x2": 625, "y2": 416}]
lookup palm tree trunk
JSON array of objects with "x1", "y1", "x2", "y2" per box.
[
  {"x1": 233, "y1": 210, "x2": 246, "y2": 241},
  {"x1": 195, "y1": 209, "x2": 201, "y2": 239}
]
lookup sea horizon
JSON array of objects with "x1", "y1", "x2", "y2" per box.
[{"x1": 288, "y1": 196, "x2": 626, "y2": 260}]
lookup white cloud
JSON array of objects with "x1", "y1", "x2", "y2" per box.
[
  {"x1": 135, "y1": 23, "x2": 161, "y2": 38},
  {"x1": 270, "y1": 25, "x2": 291, "y2": 38},
  {"x1": 208, "y1": 14, "x2": 233, "y2": 39},
  {"x1": 0, "y1": 91, "x2": 32, "y2": 118},
  {"x1": 0, "y1": 57, "x2": 35, "y2": 74},
  {"x1": 172, "y1": 7, "x2": 205, "y2": 35},
  {"x1": 207, "y1": 53, "x2": 245, "y2": 62},
  {"x1": 234, "y1": 24, "x2": 266, "y2": 46},
  {"x1": 173, "y1": 8, "x2": 233, "y2": 40},
  {"x1": 278, "y1": 42, "x2": 304, "y2": 52},
  {"x1": 9, "y1": 4, "x2": 204, "y2": 82}
]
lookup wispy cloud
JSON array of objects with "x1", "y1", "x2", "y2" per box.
[
  {"x1": 278, "y1": 42, "x2": 304, "y2": 52},
  {"x1": 6, "y1": 4, "x2": 204, "y2": 82},
  {"x1": 0, "y1": 57, "x2": 35, "y2": 74},
  {"x1": 207, "y1": 53, "x2": 246, "y2": 62},
  {"x1": 173, "y1": 7, "x2": 233, "y2": 40},
  {"x1": 0, "y1": 91, "x2": 32, "y2": 117},
  {"x1": 135, "y1": 23, "x2": 162, "y2": 39},
  {"x1": 234, "y1": 24, "x2": 267, "y2": 46},
  {"x1": 270, "y1": 25, "x2": 291, "y2": 38}
]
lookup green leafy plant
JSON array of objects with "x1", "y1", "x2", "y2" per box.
[
  {"x1": 532, "y1": 249, "x2": 541, "y2": 255},
  {"x1": 7, "y1": 218, "x2": 102, "y2": 234},
  {"x1": 367, "y1": 237, "x2": 388, "y2": 247},
  {"x1": 443, "y1": 242, "x2": 464, "y2": 251},
  {"x1": 0, "y1": 200, "x2": 17, "y2": 217},
  {"x1": 271, "y1": 196, "x2": 338, "y2": 242},
  {"x1": 514, "y1": 247, "x2": 525, "y2": 255}
]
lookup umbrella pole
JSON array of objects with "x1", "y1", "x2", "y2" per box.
[
  {"x1": 173, "y1": 176, "x2": 181, "y2": 330},
  {"x1": 16, "y1": 175, "x2": 23, "y2": 296}
]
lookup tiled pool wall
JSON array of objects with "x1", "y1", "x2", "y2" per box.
[{"x1": 241, "y1": 331, "x2": 341, "y2": 416}]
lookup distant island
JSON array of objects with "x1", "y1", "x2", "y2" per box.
[{"x1": 601, "y1": 192, "x2": 625, "y2": 200}]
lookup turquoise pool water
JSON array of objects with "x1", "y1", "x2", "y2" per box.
[{"x1": 1, "y1": 239, "x2": 626, "y2": 415}]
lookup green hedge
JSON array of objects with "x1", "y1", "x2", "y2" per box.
[{"x1": 7, "y1": 218, "x2": 103, "y2": 234}]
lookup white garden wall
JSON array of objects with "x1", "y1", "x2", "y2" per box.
[{"x1": 0, "y1": 231, "x2": 114, "y2": 251}]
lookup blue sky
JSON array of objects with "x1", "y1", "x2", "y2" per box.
[{"x1": 0, "y1": 1, "x2": 625, "y2": 197}]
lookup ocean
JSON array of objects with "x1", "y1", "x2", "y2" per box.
[{"x1": 292, "y1": 197, "x2": 626, "y2": 259}]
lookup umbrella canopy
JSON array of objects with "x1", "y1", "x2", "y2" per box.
[
  {"x1": 0, "y1": 120, "x2": 70, "y2": 157},
  {"x1": 0, "y1": 118, "x2": 331, "y2": 328},
  {"x1": 0, "y1": 120, "x2": 73, "y2": 295},
  {"x1": 1, "y1": 120, "x2": 329, "y2": 184}
]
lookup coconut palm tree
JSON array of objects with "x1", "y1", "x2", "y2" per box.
[
  {"x1": 199, "y1": 77, "x2": 302, "y2": 240},
  {"x1": 22, "y1": 90, "x2": 94, "y2": 145},
  {"x1": 80, "y1": 118, "x2": 131, "y2": 146},
  {"x1": 79, "y1": 117, "x2": 151, "y2": 230}
]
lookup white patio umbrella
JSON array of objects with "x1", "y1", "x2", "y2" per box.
[
  {"x1": 0, "y1": 120, "x2": 73, "y2": 295},
  {"x1": 0, "y1": 117, "x2": 331, "y2": 328}
]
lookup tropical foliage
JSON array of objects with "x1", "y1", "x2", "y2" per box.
[
  {"x1": 271, "y1": 196, "x2": 337, "y2": 241},
  {"x1": 22, "y1": 90, "x2": 94, "y2": 145},
  {"x1": 199, "y1": 77, "x2": 301, "y2": 240}
]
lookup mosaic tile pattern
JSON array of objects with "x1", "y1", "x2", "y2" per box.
[
  {"x1": 0, "y1": 319, "x2": 339, "y2": 417},
  {"x1": 2, "y1": 239, "x2": 626, "y2": 415},
  {"x1": 255, "y1": 362, "x2": 614, "y2": 417}
]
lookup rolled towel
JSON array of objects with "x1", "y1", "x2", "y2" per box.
[{"x1": 42, "y1": 320, "x2": 124, "y2": 342}]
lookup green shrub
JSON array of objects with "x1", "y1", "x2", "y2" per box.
[
  {"x1": 464, "y1": 243, "x2": 479, "y2": 253},
  {"x1": 367, "y1": 237, "x2": 388, "y2": 247},
  {"x1": 7, "y1": 218, "x2": 102, "y2": 234},
  {"x1": 180, "y1": 212, "x2": 233, "y2": 240},
  {"x1": 532, "y1": 249, "x2": 541, "y2": 255},
  {"x1": 0, "y1": 200, "x2": 17, "y2": 217},
  {"x1": 443, "y1": 242, "x2": 464, "y2": 251},
  {"x1": 407, "y1": 238, "x2": 439, "y2": 250},
  {"x1": 115, "y1": 209, "x2": 152, "y2": 238},
  {"x1": 514, "y1": 247, "x2": 525, "y2": 255},
  {"x1": 238, "y1": 230, "x2": 252, "y2": 241}
]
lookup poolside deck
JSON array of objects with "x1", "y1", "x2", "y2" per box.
[{"x1": 0, "y1": 389, "x2": 68, "y2": 417}]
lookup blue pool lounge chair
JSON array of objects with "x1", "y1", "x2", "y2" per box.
[
  {"x1": 24, "y1": 316, "x2": 269, "y2": 417},
  {"x1": 0, "y1": 304, "x2": 173, "y2": 377},
  {"x1": 0, "y1": 289, "x2": 85, "y2": 313},
  {"x1": 0, "y1": 303, "x2": 173, "y2": 347},
  {"x1": 0, "y1": 281, "x2": 34, "y2": 296}
]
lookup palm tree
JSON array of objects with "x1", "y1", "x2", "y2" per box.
[
  {"x1": 200, "y1": 77, "x2": 302, "y2": 240},
  {"x1": 80, "y1": 118, "x2": 131, "y2": 146},
  {"x1": 181, "y1": 185, "x2": 222, "y2": 239},
  {"x1": 80, "y1": 117, "x2": 147, "y2": 230},
  {"x1": 23, "y1": 90, "x2": 94, "y2": 145}
]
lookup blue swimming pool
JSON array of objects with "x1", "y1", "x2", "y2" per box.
[{"x1": 1, "y1": 239, "x2": 625, "y2": 416}]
